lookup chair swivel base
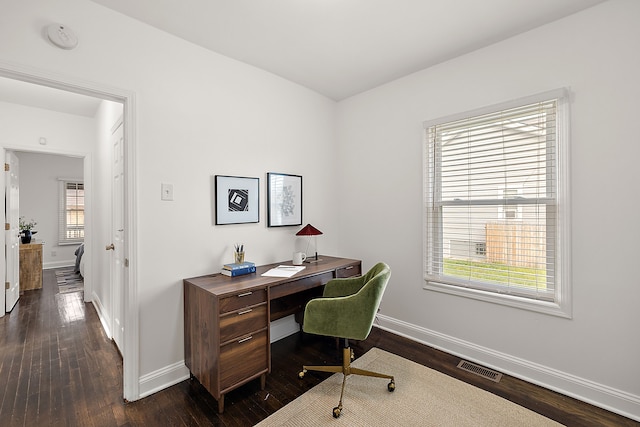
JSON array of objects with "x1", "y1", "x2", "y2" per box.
[{"x1": 298, "y1": 346, "x2": 395, "y2": 418}]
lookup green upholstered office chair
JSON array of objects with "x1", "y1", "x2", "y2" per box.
[{"x1": 298, "y1": 262, "x2": 395, "y2": 418}]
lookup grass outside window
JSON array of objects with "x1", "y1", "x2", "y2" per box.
[{"x1": 443, "y1": 258, "x2": 547, "y2": 290}]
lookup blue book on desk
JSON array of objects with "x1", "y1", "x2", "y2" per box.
[
  {"x1": 220, "y1": 265, "x2": 256, "y2": 277},
  {"x1": 223, "y1": 261, "x2": 255, "y2": 271}
]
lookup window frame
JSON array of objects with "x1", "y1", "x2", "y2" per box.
[
  {"x1": 59, "y1": 179, "x2": 85, "y2": 245},
  {"x1": 422, "y1": 89, "x2": 572, "y2": 318}
]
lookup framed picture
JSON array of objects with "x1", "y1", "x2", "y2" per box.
[
  {"x1": 267, "y1": 172, "x2": 302, "y2": 227},
  {"x1": 215, "y1": 175, "x2": 259, "y2": 225}
]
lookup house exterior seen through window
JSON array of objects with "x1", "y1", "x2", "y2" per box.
[
  {"x1": 59, "y1": 181, "x2": 84, "y2": 244},
  {"x1": 423, "y1": 89, "x2": 571, "y2": 317}
]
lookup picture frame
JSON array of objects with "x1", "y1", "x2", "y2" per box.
[
  {"x1": 267, "y1": 172, "x2": 302, "y2": 227},
  {"x1": 215, "y1": 175, "x2": 260, "y2": 225}
]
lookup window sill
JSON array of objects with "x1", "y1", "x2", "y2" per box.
[
  {"x1": 423, "y1": 280, "x2": 572, "y2": 319},
  {"x1": 58, "y1": 241, "x2": 84, "y2": 246}
]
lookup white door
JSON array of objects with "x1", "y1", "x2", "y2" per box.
[
  {"x1": 110, "y1": 118, "x2": 125, "y2": 351},
  {"x1": 5, "y1": 151, "x2": 20, "y2": 312}
]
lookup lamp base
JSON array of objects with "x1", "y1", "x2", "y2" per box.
[{"x1": 304, "y1": 253, "x2": 322, "y2": 263}]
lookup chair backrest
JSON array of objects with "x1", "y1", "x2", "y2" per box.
[
  {"x1": 362, "y1": 261, "x2": 388, "y2": 282},
  {"x1": 336, "y1": 262, "x2": 390, "y2": 340},
  {"x1": 303, "y1": 262, "x2": 391, "y2": 341},
  {"x1": 357, "y1": 262, "x2": 391, "y2": 336}
]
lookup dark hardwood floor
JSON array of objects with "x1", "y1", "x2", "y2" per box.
[{"x1": 0, "y1": 269, "x2": 637, "y2": 426}]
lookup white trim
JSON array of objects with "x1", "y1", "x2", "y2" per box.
[
  {"x1": 270, "y1": 314, "x2": 300, "y2": 343},
  {"x1": 422, "y1": 88, "x2": 572, "y2": 318},
  {"x1": 0, "y1": 61, "x2": 140, "y2": 402},
  {"x1": 91, "y1": 290, "x2": 113, "y2": 340},
  {"x1": 139, "y1": 361, "x2": 190, "y2": 399},
  {"x1": 58, "y1": 179, "x2": 85, "y2": 245},
  {"x1": 375, "y1": 314, "x2": 640, "y2": 422},
  {"x1": 422, "y1": 281, "x2": 570, "y2": 318},
  {"x1": 423, "y1": 88, "x2": 569, "y2": 129},
  {"x1": 43, "y1": 260, "x2": 75, "y2": 270}
]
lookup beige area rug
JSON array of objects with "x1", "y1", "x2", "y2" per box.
[{"x1": 256, "y1": 348, "x2": 563, "y2": 426}]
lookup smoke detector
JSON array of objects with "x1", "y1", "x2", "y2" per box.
[{"x1": 46, "y1": 24, "x2": 78, "y2": 50}]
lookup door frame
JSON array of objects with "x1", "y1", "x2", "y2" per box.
[{"x1": 0, "y1": 62, "x2": 139, "y2": 402}]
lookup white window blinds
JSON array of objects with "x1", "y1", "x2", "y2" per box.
[
  {"x1": 424, "y1": 93, "x2": 567, "y2": 307},
  {"x1": 59, "y1": 180, "x2": 84, "y2": 244}
]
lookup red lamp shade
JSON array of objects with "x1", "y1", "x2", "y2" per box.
[
  {"x1": 296, "y1": 224, "x2": 323, "y2": 262},
  {"x1": 296, "y1": 224, "x2": 323, "y2": 236}
]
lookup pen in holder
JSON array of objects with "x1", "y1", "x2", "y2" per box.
[{"x1": 234, "y1": 243, "x2": 245, "y2": 264}]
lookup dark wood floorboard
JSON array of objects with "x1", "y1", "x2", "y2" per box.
[{"x1": 0, "y1": 268, "x2": 637, "y2": 426}]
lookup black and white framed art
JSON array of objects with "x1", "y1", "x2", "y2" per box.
[
  {"x1": 267, "y1": 172, "x2": 302, "y2": 227},
  {"x1": 215, "y1": 175, "x2": 259, "y2": 225}
]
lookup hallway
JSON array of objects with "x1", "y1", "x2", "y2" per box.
[{"x1": 0, "y1": 269, "x2": 122, "y2": 425}]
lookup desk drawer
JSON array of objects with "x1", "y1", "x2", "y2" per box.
[
  {"x1": 336, "y1": 264, "x2": 361, "y2": 278},
  {"x1": 219, "y1": 288, "x2": 267, "y2": 314},
  {"x1": 220, "y1": 329, "x2": 268, "y2": 390},
  {"x1": 219, "y1": 304, "x2": 268, "y2": 343},
  {"x1": 270, "y1": 271, "x2": 334, "y2": 300}
]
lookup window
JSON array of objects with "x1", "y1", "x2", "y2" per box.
[
  {"x1": 59, "y1": 180, "x2": 84, "y2": 244},
  {"x1": 423, "y1": 89, "x2": 571, "y2": 317},
  {"x1": 498, "y1": 188, "x2": 522, "y2": 220}
]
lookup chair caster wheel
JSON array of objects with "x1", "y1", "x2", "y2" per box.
[
  {"x1": 298, "y1": 371, "x2": 305, "y2": 379},
  {"x1": 333, "y1": 407, "x2": 341, "y2": 418},
  {"x1": 388, "y1": 380, "x2": 396, "y2": 392}
]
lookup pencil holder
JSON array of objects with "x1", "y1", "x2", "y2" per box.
[{"x1": 234, "y1": 251, "x2": 245, "y2": 264}]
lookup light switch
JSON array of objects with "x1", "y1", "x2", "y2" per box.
[{"x1": 161, "y1": 183, "x2": 174, "y2": 201}]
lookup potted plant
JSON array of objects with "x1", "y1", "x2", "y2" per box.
[{"x1": 19, "y1": 216, "x2": 38, "y2": 244}]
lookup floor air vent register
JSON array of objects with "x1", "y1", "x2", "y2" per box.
[{"x1": 457, "y1": 360, "x2": 503, "y2": 383}]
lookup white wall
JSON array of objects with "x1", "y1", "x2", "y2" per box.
[
  {"x1": 15, "y1": 150, "x2": 84, "y2": 268},
  {"x1": 3, "y1": 0, "x2": 638, "y2": 421},
  {"x1": 0, "y1": 0, "x2": 339, "y2": 398},
  {"x1": 0, "y1": 100, "x2": 94, "y2": 270},
  {"x1": 336, "y1": 0, "x2": 640, "y2": 420}
]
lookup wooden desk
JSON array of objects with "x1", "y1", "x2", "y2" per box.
[
  {"x1": 183, "y1": 255, "x2": 361, "y2": 413},
  {"x1": 19, "y1": 243, "x2": 43, "y2": 292}
]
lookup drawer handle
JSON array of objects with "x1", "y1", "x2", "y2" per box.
[
  {"x1": 237, "y1": 292, "x2": 253, "y2": 297},
  {"x1": 238, "y1": 336, "x2": 253, "y2": 344},
  {"x1": 344, "y1": 266, "x2": 354, "y2": 270},
  {"x1": 237, "y1": 309, "x2": 252, "y2": 315}
]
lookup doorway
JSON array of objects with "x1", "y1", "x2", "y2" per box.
[
  {"x1": 9, "y1": 150, "x2": 86, "y2": 298},
  {"x1": 0, "y1": 65, "x2": 139, "y2": 402}
]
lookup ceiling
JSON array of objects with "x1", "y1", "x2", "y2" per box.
[
  {"x1": 0, "y1": 77, "x2": 103, "y2": 118},
  {"x1": 90, "y1": 0, "x2": 606, "y2": 100},
  {"x1": 1, "y1": 0, "x2": 606, "y2": 115}
]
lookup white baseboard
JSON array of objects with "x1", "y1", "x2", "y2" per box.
[
  {"x1": 43, "y1": 260, "x2": 74, "y2": 270},
  {"x1": 90, "y1": 294, "x2": 112, "y2": 339},
  {"x1": 139, "y1": 361, "x2": 190, "y2": 399},
  {"x1": 375, "y1": 314, "x2": 640, "y2": 422},
  {"x1": 270, "y1": 315, "x2": 300, "y2": 343}
]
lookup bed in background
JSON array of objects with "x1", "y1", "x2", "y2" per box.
[{"x1": 74, "y1": 243, "x2": 85, "y2": 277}]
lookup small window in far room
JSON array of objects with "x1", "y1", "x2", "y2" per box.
[
  {"x1": 423, "y1": 89, "x2": 572, "y2": 318},
  {"x1": 59, "y1": 180, "x2": 84, "y2": 244}
]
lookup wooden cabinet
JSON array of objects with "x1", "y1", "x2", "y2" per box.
[
  {"x1": 183, "y1": 256, "x2": 361, "y2": 413},
  {"x1": 183, "y1": 284, "x2": 269, "y2": 413},
  {"x1": 19, "y1": 243, "x2": 43, "y2": 292}
]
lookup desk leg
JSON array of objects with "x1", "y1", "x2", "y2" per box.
[
  {"x1": 218, "y1": 395, "x2": 225, "y2": 413},
  {"x1": 260, "y1": 373, "x2": 266, "y2": 390}
]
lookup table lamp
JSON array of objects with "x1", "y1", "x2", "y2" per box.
[{"x1": 296, "y1": 224, "x2": 323, "y2": 263}]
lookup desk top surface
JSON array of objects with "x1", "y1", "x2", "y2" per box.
[{"x1": 184, "y1": 255, "x2": 360, "y2": 296}]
